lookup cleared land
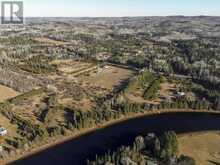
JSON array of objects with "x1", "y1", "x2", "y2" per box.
[
  {"x1": 125, "y1": 81, "x2": 177, "y2": 105},
  {"x1": 51, "y1": 59, "x2": 95, "y2": 74},
  {"x1": 78, "y1": 66, "x2": 134, "y2": 90},
  {"x1": 0, "y1": 85, "x2": 20, "y2": 102},
  {"x1": 47, "y1": 60, "x2": 134, "y2": 110},
  {"x1": 0, "y1": 114, "x2": 18, "y2": 138},
  {"x1": 179, "y1": 132, "x2": 220, "y2": 165},
  {"x1": 34, "y1": 37, "x2": 70, "y2": 45}
]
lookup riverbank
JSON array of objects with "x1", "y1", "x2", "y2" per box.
[{"x1": 4, "y1": 109, "x2": 220, "y2": 165}]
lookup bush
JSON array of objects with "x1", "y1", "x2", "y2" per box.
[
  {"x1": 178, "y1": 155, "x2": 196, "y2": 165},
  {"x1": 159, "y1": 131, "x2": 179, "y2": 160}
]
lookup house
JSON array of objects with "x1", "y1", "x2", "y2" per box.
[
  {"x1": 104, "y1": 65, "x2": 109, "y2": 69},
  {"x1": 177, "y1": 92, "x2": 186, "y2": 97},
  {"x1": 0, "y1": 127, "x2": 7, "y2": 136},
  {"x1": 172, "y1": 91, "x2": 186, "y2": 99}
]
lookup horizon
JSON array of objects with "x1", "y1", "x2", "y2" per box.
[
  {"x1": 23, "y1": 15, "x2": 220, "y2": 18},
  {"x1": 17, "y1": 0, "x2": 220, "y2": 17}
]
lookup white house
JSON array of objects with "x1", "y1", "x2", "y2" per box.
[
  {"x1": 0, "y1": 127, "x2": 7, "y2": 136},
  {"x1": 177, "y1": 92, "x2": 186, "y2": 97}
]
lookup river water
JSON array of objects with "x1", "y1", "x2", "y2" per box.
[{"x1": 11, "y1": 112, "x2": 220, "y2": 165}]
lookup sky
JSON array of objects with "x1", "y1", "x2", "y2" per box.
[{"x1": 3, "y1": 0, "x2": 220, "y2": 17}]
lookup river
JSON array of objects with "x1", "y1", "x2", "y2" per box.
[{"x1": 10, "y1": 112, "x2": 220, "y2": 165}]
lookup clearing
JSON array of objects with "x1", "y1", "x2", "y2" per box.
[
  {"x1": 179, "y1": 132, "x2": 220, "y2": 165},
  {"x1": 34, "y1": 37, "x2": 71, "y2": 45},
  {"x1": 78, "y1": 66, "x2": 134, "y2": 90},
  {"x1": 125, "y1": 81, "x2": 177, "y2": 105},
  {"x1": 0, "y1": 114, "x2": 19, "y2": 138},
  {"x1": 0, "y1": 85, "x2": 20, "y2": 102},
  {"x1": 51, "y1": 59, "x2": 96, "y2": 75}
]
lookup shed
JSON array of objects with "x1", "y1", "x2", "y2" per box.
[{"x1": 0, "y1": 127, "x2": 7, "y2": 136}]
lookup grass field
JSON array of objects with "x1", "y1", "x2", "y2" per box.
[
  {"x1": 125, "y1": 81, "x2": 177, "y2": 105},
  {"x1": 34, "y1": 37, "x2": 70, "y2": 45},
  {"x1": 179, "y1": 132, "x2": 220, "y2": 165},
  {"x1": 79, "y1": 65, "x2": 134, "y2": 90},
  {"x1": 0, "y1": 85, "x2": 20, "y2": 102},
  {"x1": 51, "y1": 59, "x2": 94, "y2": 74}
]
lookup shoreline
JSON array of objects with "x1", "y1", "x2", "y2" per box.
[{"x1": 3, "y1": 109, "x2": 220, "y2": 165}]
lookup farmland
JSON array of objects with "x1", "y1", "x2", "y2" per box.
[{"x1": 0, "y1": 16, "x2": 220, "y2": 164}]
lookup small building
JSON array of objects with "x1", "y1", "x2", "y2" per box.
[
  {"x1": 177, "y1": 92, "x2": 186, "y2": 97},
  {"x1": 104, "y1": 65, "x2": 109, "y2": 69},
  {"x1": 172, "y1": 91, "x2": 186, "y2": 99},
  {"x1": 0, "y1": 127, "x2": 7, "y2": 136}
]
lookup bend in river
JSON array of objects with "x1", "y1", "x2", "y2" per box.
[{"x1": 11, "y1": 112, "x2": 220, "y2": 165}]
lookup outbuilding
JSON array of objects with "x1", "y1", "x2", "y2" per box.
[{"x1": 0, "y1": 127, "x2": 7, "y2": 136}]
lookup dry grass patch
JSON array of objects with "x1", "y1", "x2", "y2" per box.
[
  {"x1": 79, "y1": 66, "x2": 134, "y2": 90},
  {"x1": 126, "y1": 93, "x2": 160, "y2": 105},
  {"x1": 11, "y1": 93, "x2": 47, "y2": 123},
  {"x1": 59, "y1": 98, "x2": 93, "y2": 111},
  {"x1": 0, "y1": 85, "x2": 20, "y2": 102},
  {"x1": 160, "y1": 82, "x2": 176, "y2": 97},
  {"x1": 179, "y1": 132, "x2": 220, "y2": 165},
  {"x1": 51, "y1": 59, "x2": 94, "y2": 74},
  {"x1": 34, "y1": 37, "x2": 70, "y2": 45},
  {"x1": 0, "y1": 114, "x2": 19, "y2": 138},
  {"x1": 125, "y1": 82, "x2": 177, "y2": 105}
]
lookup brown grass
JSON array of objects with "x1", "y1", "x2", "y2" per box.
[
  {"x1": 179, "y1": 132, "x2": 220, "y2": 165},
  {"x1": 0, "y1": 114, "x2": 19, "y2": 138},
  {"x1": 126, "y1": 93, "x2": 161, "y2": 105},
  {"x1": 0, "y1": 85, "x2": 20, "y2": 102},
  {"x1": 51, "y1": 59, "x2": 94, "y2": 74},
  {"x1": 34, "y1": 37, "x2": 70, "y2": 45},
  {"x1": 79, "y1": 66, "x2": 134, "y2": 90},
  {"x1": 59, "y1": 98, "x2": 93, "y2": 111},
  {"x1": 126, "y1": 82, "x2": 176, "y2": 105},
  {"x1": 160, "y1": 82, "x2": 176, "y2": 97}
]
